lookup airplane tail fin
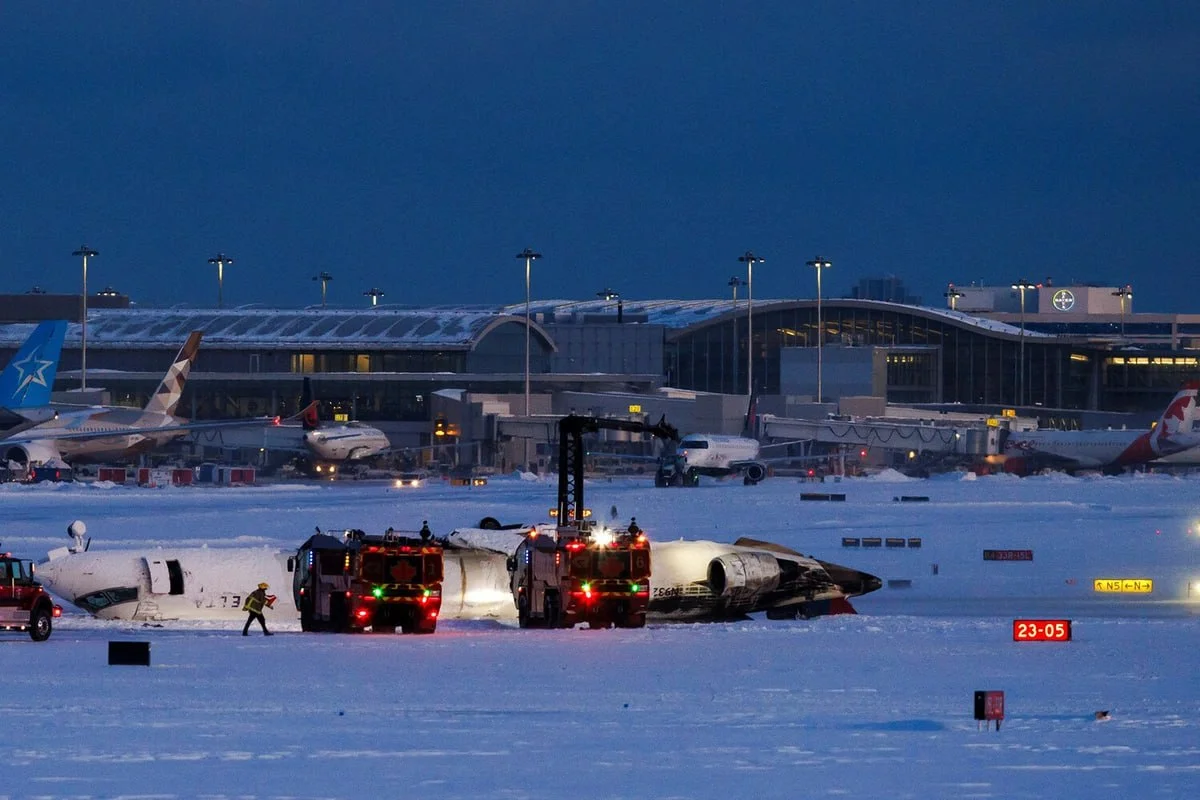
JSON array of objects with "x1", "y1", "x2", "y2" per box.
[
  {"x1": 300, "y1": 377, "x2": 320, "y2": 431},
  {"x1": 1151, "y1": 381, "x2": 1200, "y2": 446},
  {"x1": 742, "y1": 394, "x2": 759, "y2": 438},
  {"x1": 142, "y1": 331, "x2": 202, "y2": 417},
  {"x1": 0, "y1": 320, "x2": 67, "y2": 409}
]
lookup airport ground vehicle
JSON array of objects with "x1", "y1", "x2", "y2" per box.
[
  {"x1": 0, "y1": 549, "x2": 62, "y2": 640},
  {"x1": 294, "y1": 528, "x2": 443, "y2": 633},
  {"x1": 508, "y1": 415, "x2": 677, "y2": 629}
]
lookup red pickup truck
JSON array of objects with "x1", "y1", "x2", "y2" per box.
[{"x1": 0, "y1": 551, "x2": 61, "y2": 641}]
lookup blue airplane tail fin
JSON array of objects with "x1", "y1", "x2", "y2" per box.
[{"x1": 0, "y1": 320, "x2": 67, "y2": 409}]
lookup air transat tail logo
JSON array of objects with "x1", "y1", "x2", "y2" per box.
[{"x1": 10, "y1": 348, "x2": 56, "y2": 399}]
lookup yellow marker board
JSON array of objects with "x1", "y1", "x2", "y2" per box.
[{"x1": 1093, "y1": 578, "x2": 1153, "y2": 594}]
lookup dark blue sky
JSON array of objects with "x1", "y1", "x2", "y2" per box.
[{"x1": 3, "y1": 3, "x2": 1197, "y2": 311}]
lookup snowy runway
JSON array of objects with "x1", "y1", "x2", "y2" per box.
[{"x1": 3, "y1": 472, "x2": 1200, "y2": 798}]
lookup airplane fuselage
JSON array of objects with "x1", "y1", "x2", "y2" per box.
[
  {"x1": 38, "y1": 532, "x2": 880, "y2": 624},
  {"x1": 303, "y1": 424, "x2": 390, "y2": 461},
  {"x1": 675, "y1": 434, "x2": 761, "y2": 475}
]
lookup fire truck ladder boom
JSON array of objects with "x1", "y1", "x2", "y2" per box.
[{"x1": 556, "y1": 415, "x2": 679, "y2": 524}]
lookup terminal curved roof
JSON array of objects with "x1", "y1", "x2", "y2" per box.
[
  {"x1": 515, "y1": 298, "x2": 1055, "y2": 339},
  {"x1": 0, "y1": 308, "x2": 555, "y2": 351}
]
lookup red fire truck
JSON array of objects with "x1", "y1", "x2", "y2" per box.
[
  {"x1": 294, "y1": 528, "x2": 443, "y2": 634},
  {"x1": 507, "y1": 414, "x2": 676, "y2": 629},
  {"x1": 0, "y1": 548, "x2": 62, "y2": 641}
]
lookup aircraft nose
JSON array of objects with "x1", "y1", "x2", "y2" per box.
[{"x1": 860, "y1": 572, "x2": 883, "y2": 595}]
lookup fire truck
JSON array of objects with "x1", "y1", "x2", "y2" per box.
[
  {"x1": 507, "y1": 414, "x2": 677, "y2": 629},
  {"x1": 0, "y1": 546, "x2": 62, "y2": 641},
  {"x1": 293, "y1": 528, "x2": 443, "y2": 634}
]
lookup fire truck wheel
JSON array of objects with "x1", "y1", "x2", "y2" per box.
[
  {"x1": 29, "y1": 607, "x2": 52, "y2": 641},
  {"x1": 544, "y1": 592, "x2": 562, "y2": 628}
]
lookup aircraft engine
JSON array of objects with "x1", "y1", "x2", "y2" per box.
[
  {"x1": 4, "y1": 441, "x2": 61, "y2": 467},
  {"x1": 707, "y1": 552, "x2": 783, "y2": 601},
  {"x1": 743, "y1": 462, "x2": 767, "y2": 483}
]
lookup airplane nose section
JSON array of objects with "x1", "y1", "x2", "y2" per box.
[{"x1": 860, "y1": 571, "x2": 883, "y2": 596}]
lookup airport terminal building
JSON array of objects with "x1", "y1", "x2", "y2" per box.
[{"x1": 1, "y1": 284, "x2": 1198, "y2": 462}]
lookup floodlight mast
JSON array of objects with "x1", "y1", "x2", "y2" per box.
[{"x1": 737, "y1": 251, "x2": 763, "y2": 396}]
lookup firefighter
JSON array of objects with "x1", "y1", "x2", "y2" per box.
[
  {"x1": 242, "y1": 582, "x2": 276, "y2": 636},
  {"x1": 628, "y1": 517, "x2": 641, "y2": 535},
  {"x1": 420, "y1": 520, "x2": 433, "y2": 542}
]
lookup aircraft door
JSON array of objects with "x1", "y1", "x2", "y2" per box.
[{"x1": 144, "y1": 558, "x2": 173, "y2": 594}]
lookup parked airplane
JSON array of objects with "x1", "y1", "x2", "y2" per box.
[
  {"x1": 37, "y1": 522, "x2": 881, "y2": 624},
  {"x1": 657, "y1": 433, "x2": 769, "y2": 486},
  {"x1": 0, "y1": 332, "x2": 277, "y2": 466},
  {"x1": 277, "y1": 380, "x2": 390, "y2": 471},
  {"x1": 0, "y1": 320, "x2": 68, "y2": 422},
  {"x1": 1000, "y1": 381, "x2": 1200, "y2": 475}
]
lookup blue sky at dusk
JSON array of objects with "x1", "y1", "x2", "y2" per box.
[{"x1": 3, "y1": 3, "x2": 1196, "y2": 311}]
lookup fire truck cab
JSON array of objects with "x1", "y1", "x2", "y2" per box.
[
  {"x1": 509, "y1": 521, "x2": 651, "y2": 629},
  {"x1": 294, "y1": 528, "x2": 443, "y2": 634},
  {"x1": 0, "y1": 549, "x2": 62, "y2": 641}
]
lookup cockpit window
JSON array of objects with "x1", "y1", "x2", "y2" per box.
[
  {"x1": 679, "y1": 439, "x2": 709, "y2": 449},
  {"x1": 76, "y1": 586, "x2": 139, "y2": 612}
]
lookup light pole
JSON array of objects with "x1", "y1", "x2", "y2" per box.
[
  {"x1": 313, "y1": 271, "x2": 333, "y2": 308},
  {"x1": 728, "y1": 276, "x2": 744, "y2": 393},
  {"x1": 944, "y1": 282, "x2": 964, "y2": 310},
  {"x1": 516, "y1": 248, "x2": 542, "y2": 470},
  {"x1": 807, "y1": 257, "x2": 832, "y2": 402},
  {"x1": 1112, "y1": 284, "x2": 1132, "y2": 340},
  {"x1": 208, "y1": 253, "x2": 233, "y2": 308},
  {"x1": 737, "y1": 251, "x2": 763, "y2": 396},
  {"x1": 1011, "y1": 279, "x2": 1035, "y2": 406},
  {"x1": 72, "y1": 245, "x2": 98, "y2": 391},
  {"x1": 363, "y1": 288, "x2": 385, "y2": 306}
]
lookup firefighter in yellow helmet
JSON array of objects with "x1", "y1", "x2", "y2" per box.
[{"x1": 242, "y1": 582, "x2": 277, "y2": 636}]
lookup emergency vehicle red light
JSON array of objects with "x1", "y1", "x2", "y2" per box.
[
  {"x1": 428, "y1": 611, "x2": 438, "y2": 619},
  {"x1": 355, "y1": 609, "x2": 369, "y2": 619},
  {"x1": 52, "y1": 606, "x2": 62, "y2": 618}
]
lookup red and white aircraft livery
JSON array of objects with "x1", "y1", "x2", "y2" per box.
[{"x1": 1001, "y1": 381, "x2": 1200, "y2": 475}]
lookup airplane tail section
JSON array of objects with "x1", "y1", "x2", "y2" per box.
[
  {"x1": 1152, "y1": 381, "x2": 1200, "y2": 447},
  {"x1": 742, "y1": 394, "x2": 759, "y2": 439},
  {"x1": 142, "y1": 331, "x2": 202, "y2": 417},
  {"x1": 0, "y1": 320, "x2": 67, "y2": 409},
  {"x1": 300, "y1": 377, "x2": 320, "y2": 431}
]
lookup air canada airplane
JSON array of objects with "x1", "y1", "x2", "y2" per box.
[
  {"x1": 1000, "y1": 381, "x2": 1200, "y2": 475},
  {"x1": 0, "y1": 332, "x2": 278, "y2": 466},
  {"x1": 37, "y1": 522, "x2": 881, "y2": 624}
]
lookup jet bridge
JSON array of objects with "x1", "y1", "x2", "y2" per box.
[{"x1": 760, "y1": 414, "x2": 1001, "y2": 458}]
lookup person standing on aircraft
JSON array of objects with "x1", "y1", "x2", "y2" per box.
[{"x1": 242, "y1": 582, "x2": 276, "y2": 636}]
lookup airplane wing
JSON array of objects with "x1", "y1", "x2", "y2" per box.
[{"x1": 0, "y1": 416, "x2": 280, "y2": 445}]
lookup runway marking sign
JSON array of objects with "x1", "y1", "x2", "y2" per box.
[{"x1": 1093, "y1": 578, "x2": 1153, "y2": 594}]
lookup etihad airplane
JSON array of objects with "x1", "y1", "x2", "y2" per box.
[
  {"x1": 1000, "y1": 381, "x2": 1200, "y2": 475},
  {"x1": 0, "y1": 332, "x2": 277, "y2": 466},
  {"x1": 37, "y1": 522, "x2": 881, "y2": 624},
  {"x1": 0, "y1": 320, "x2": 68, "y2": 423}
]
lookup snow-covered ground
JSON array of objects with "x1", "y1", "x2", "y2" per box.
[{"x1": 4, "y1": 471, "x2": 1200, "y2": 799}]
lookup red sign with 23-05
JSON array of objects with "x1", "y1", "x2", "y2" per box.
[{"x1": 1012, "y1": 619, "x2": 1071, "y2": 642}]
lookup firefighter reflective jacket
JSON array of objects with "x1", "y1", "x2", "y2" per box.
[{"x1": 243, "y1": 588, "x2": 268, "y2": 614}]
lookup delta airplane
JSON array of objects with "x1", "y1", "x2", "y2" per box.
[
  {"x1": 658, "y1": 433, "x2": 769, "y2": 485},
  {"x1": 0, "y1": 320, "x2": 68, "y2": 426},
  {"x1": 297, "y1": 401, "x2": 391, "y2": 463},
  {"x1": 0, "y1": 332, "x2": 277, "y2": 466},
  {"x1": 37, "y1": 522, "x2": 881, "y2": 625},
  {"x1": 1000, "y1": 381, "x2": 1200, "y2": 475}
]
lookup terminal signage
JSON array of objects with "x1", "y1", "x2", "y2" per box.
[
  {"x1": 1093, "y1": 578, "x2": 1153, "y2": 594},
  {"x1": 983, "y1": 549, "x2": 1033, "y2": 561}
]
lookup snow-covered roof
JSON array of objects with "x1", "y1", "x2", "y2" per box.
[
  {"x1": 512, "y1": 298, "x2": 1057, "y2": 338},
  {"x1": 0, "y1": 308, "x2": 551, "y2": 351},
  {"x1": 0, "y1": 299, "x2": 1055, "y2": 350}
]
